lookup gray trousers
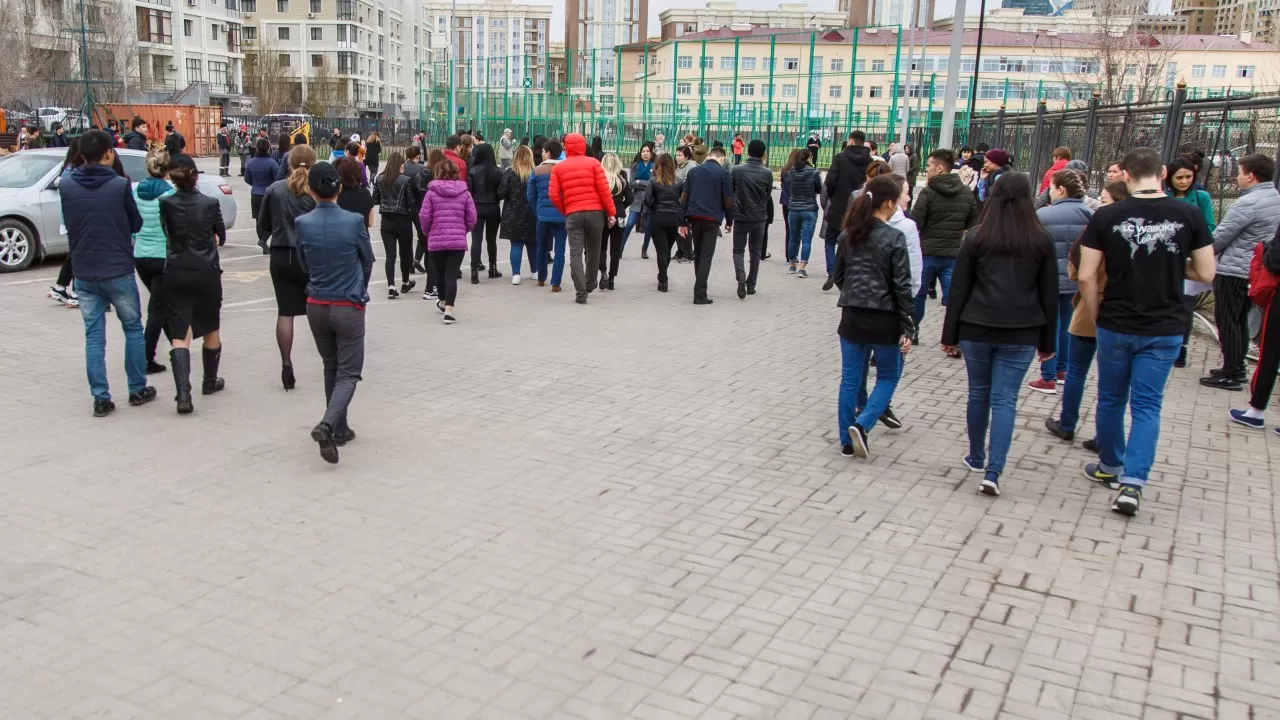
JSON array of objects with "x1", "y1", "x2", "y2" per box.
[
  {"x1": 566, "y1": 211, "x2": 605, "y2": 296},
  {"x1": 732, "y1": 220, "x2": 766, "y2": 288},
  {"x1": 306, "y1": 303, "x2": 365, "y2": 432}
]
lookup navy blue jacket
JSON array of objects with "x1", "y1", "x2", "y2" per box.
[
  {"x1": 682, "y1": 158, "x2": 734, "y2": 223},
  {"x1": 244, "y1": 156, "x2": 278, "y2": 196},
  {"x1": 295, "y1": 202, "x2": 375, "y2": 306},
  {"x1": 61, "y1": 164, "x2": 143, "y2": 281}
]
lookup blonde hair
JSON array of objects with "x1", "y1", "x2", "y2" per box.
[
  {"x1": 602, "y1": 153, "x2": 624, "y2": 194},
  {"x1": 145, "y1": 147, "x2": 170, "y2": 178},
  {"x1": 512, "y1": 145, "x2": 534, "y2": 183},
  {"x1": 286, "y1": 144, "x2": 317, "y2": 196}
]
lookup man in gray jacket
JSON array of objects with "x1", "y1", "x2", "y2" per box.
[
  {"x1": 727, "y1": 139, "x2": 773, "y2": 299},
  {"x1": 1201, "y1": 154, "x2": 1280, "y2": 390}
]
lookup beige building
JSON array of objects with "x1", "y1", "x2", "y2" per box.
[
  {"x1": 659, "y1": 2, "x2": 848, "y2": 41},
  {"x1": 1173, "y1": 0, "x2": 1274, "y2": 41}
]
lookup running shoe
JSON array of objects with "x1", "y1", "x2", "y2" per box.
[
  {"x1": 48, "y1": 286, "x2": 79, "y2": 308},
  {"x1": 1111, "y1": 486, "x2": 1141, "y2": 516}
]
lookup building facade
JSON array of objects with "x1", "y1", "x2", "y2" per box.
[
  {"x1": 422, "y1": 0, "x2": 552, "y2": 93},
  {"x1": 1173, "y1": 0, "x2": 1274, "y2": 41},
  {"x1": 566, "y1": 0, "x2": 647, "y2": 55},
  {"x1": 659, "y1": 2, "x2": 847, "y2": 40},
  {"x1": 934, "y1": 7, "x2": 1188, "y2": 33},
  {"x1": 134, "y1": 0, "x2": 248, "y2": 110}
]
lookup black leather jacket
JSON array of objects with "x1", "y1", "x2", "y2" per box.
[
  {"x1": 372, "y1": 173, "x2": 413, "y2": 216},
  {"x1": 644, "y1": 180, "x2": 685, "y2": 217},
  {"x1": 832, "y1": 219, "x2": 915, "y2": 336},
  {"x1": 730, "y1": 157, "x2": 773, "y2": 223},
  {"x1": 467, "y1": 164, "x2": 502, "y2": 211},
  {"x1": 256, "y1": 180, "x2": 316, "y2": 250},
  {"x1": 159, "y1": 189, "x2": 225, "y2": 271}
]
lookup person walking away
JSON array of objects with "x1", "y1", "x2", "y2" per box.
[
  {"x1": 499, "y1": 129, "x2": 515, "y2": 169},
  {"x1": 60, "y1": 129, "x2": 154, "y2": 416},
  {"x1": 296, "y1": 163, "x2": 374, "y2": 463},
  {"x1": 681, "y1": 147, "x2": 733, "y2": 305},
  {"x1": 549, "y1": 132, "x2": 616, "y2": 305},
  {"x1": 888, "y1": 145, "x2": 909, "y2": 180},
  {"x1": 420, "y1": 158, "x2": 476, "y2": 325},
  {"x1": 599, "y1": 153, "x2": 632, "y2": 290},
  {"x1": 1028, "y1": 169, "x2": 1094, "y2": 395},
  {"x1": 785, "y1": 149, "x2": 823, "y2": 279},
  {"x1": 1045, "y1": 180, "x2": 1131, "y2": 449},
  {"x1": 467, "y1": 143, "x2": 504, "y2": 283},
  {"x1": 372, "y1": 151, "x2": 418, "y2": 298},
  {"x1": 245, "y1": 138, "x2": 278, "y2": 221},
  {"x1": 911, "y1": 148, "x2": 980, "y2": 337},
  {"x1": 48, "y1": 140, "x2": 85, "y2": 308},
  {"x1": 216, "y1": 122, "x2": 232, "y2": 177},
  {"x1": 1076, "y1": 147, "x2": 1216, "y2": 515},
  {"x1": 158, "y1": 154, "x2": 226, "y2": 414},
  {"x1": 589, "y1": 136, "x2": 605, "y2": 161},
  {"x1": 1200, "y1": 154, "x2": 1280, "y2": 390},
  {"x1": 941, "y1": 173, "x2": 1058, "y2": 498},
  {"x1": 624, "y1": 146, "x2": 654, "y2": 258},
  {"x1": 334, "y1": 157, "x2": 375, "y2": 228},
  {"x1": 413, "y1": 148, "x2": 442, "y2": 292},
  {"x1": 1165, "y1": 156, "x2": 1216, "y2": 368},
  {"x1": 1040, "y1": 147, "x2": 1072, "y2": 194},
  {"x1": 257, "y1": 144, "x2": 318, "y2": 391},
  {"x1": 779, "y1": 149, "x2": 798, "y2": 261},
  {"x1": 644, "y1": 154, "x2": 685, "y2": 293},
  {"x1": 133, "y1": 148, "x2": 177, "y2": 375},
  {"x1": 833, "y1": 174, "x2": 915, "y2": 459},
  {"x1": 527, "y1": 139, "x2": 567, "y2": 290},
  {"x1": 904, "y1": 145, "x2": 920, "y2": 203},
  {"x1": 728, "y1": 139, "x2": 772, "y2": 299},
  {"x1": 402, "y1": 146, "x2": 429, "y2": 272},
  {"x1": 271, "y1": 133, "x2": 292, "y2": 181},
  {"x1": 123, "y1": 117, "x2": 149, "y2": 151},
  {"x1": 731, "y1": 133, "x2": 745, "y2": 165},
  {"x1": 822, "y1": 131, "x2": 874, "y2": 290},
  {"x1": 237, "y1": 126, "x2": 252, "y2": 177},
  {"x1": 364, "y1": 132, "x2": 382, "y2": 178},
  {"x1": 499, "y1": 145, "x2": 537, "y2": 285},
  {"x1": 1229, "y1": 222, "x2": 1280, "y2": 435}
]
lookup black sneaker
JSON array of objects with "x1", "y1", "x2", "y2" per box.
[
  {"x1": 93, "y1": 398, "x2": 116, "y2": 417},
  {"x1": 879, "y1": 406, "x2": 903, "y2": 430},
  {"x1": 1174, "y1": 347, "x2": 1187, "y2": 368},
  {"x1": 387, "y1": 287, "x2": 400, "y2": 300},
  {"x1": 401, "y1": 279, "x2": 417, "y2": 294},
  {"x1": 1044, "y1": 418, "x2": 1074, "y2": 441},
  {"x1": 693, "y1": 296, "x2": 714, "y2": 305},
  {"x1": 979, "y1": 472, "x2": 1000, "y2": 496},
  {"x1": 1084, "y1": 463, "x2": 1121, "y2": 490},
  {"x1": 849, "y1": 424, "x2": 870, "y2": 459},
  {"x1": 641, "y1": 251, "x2": 649, "y2": 259},
  {"x1": 737, "y1": 280, "x2": 746, "y2": 299},
  {"x1": 746, "y1": 285, "x2": 756, "y2": 295},
  {"x1": 146, "y1": 360, "x2": 167, "y2": 375},
  {"x1": 575, "y1": 294, "x2": 587, "y2": 305},
  {"x1": 413, "y1": 260, "x2": 427, "y2": 274},
  {"x1": 310, "y1": 422, "x2": 340, "y2": 464},
  {"x1": 841, "y1": 444, "x2": 854, "y2": 458},
  {"x1": 1111, "y1": 485, "x2": 1141, "y2": 516},
  {"x1": 128, "y1": 387, "x2": 157, "y2": 406},
  {"x1": 821, "y1": 276, "x2": 835, "y2": 291},
  {"x1": 1082, "y1": 437, "x2": 1099, "y2": 453},
  {"x1": 1200, "y1": 374, "x2": 1244, "y2": 391},
  {"x1": 334, "y1": 427, "x2": 356, "y2": 446}
]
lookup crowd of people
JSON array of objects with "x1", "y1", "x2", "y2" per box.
[{"x1": 53, "y1": 119, "x2": 1280, "y2": 508}]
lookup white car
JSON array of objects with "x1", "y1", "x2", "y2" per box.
[
  {"x1": 36, "y1": 107, "x2": 90, "y2": 134},
  {"x1": 0, "y1": 149, "x2": 238, "y2": 273}
]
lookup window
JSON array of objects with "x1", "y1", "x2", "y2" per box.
[
  {"x1": 1192, "y1": 64, "x2": 1205, "y2": 77},
  {"x1": 869, "y1": 85, "x2": 883, "y2": 98},
  {"x1": 677, "y1": 55, "x2": 691, "y2": 69},
  {"x1": 186, "y1": 58, "x2": 202, "y2": 81},
  {"x1": 243, "y1": 25, "x2": 256, "y2": 39},
  {"x1": 699, "y1": 56, "x2": 713, "y2": 69},
  {"x1": 677, "y1": 82, "x2": 691, "y2": 95},
  {"x1": 312, "y1": 53, "x2": 324, "y2": 66},
  {"x1": 781, "y1": 83, "x2": 797, "y2": 97},
  {"x1": 852, "y1": 85, "x2": 863, "y2": 97},
  {"x1": 830, "y1": 58, "x2": 843, "y2": 72},
  {"x1": 212, "y1": 23, "x2": 220, "y2": 40},
  {"x1": 242, "y1": 0, "x2": 256, "y2": 9},
  {"x1": 1212, "y1": 64, "x2": 1226, "y2": 77},
  {"x1": 378, "y1": 9, "x2": 383, "y2": 25},
  {"x1": 784, "y1": 57, "x2": 799, "y2": 71},
  {"x1": 867, "y1": 111, "x2": 880, "y2": 125},
  {"x1": 855, "y1": 59, "x2": 865, "y2": 72},
  {"x1": 739, "y1": 83, "x2": 754, "y2": 96},
  {"x1": 741, "y1": 57, "x2": 755, "y2": 70},
  {"x1": 1237, "y1": 65, "x2": 1255, "y2": 78},
  {"x1": 183, "y1": 19, "x2": 192, "y2": 36},
  {"x1": 871, "y1": 59, "x2": 884, "y2": 72},
  {"x1": 276, "y1": 0, "x2": 287, "y2": 11},
  {"x1": 278, "y1": 26, "x2": 290, "y2": 40},
  {"x1": 209, "y1": 61, "x2": 228, "y2": 88},
  {"x1": 1124, "y1": 63, "x2": 1136, "y2": 75},
  {"x1": 978, "y1": 82, "x2": 1003, "y2": 99},
  {"x1": 721, "y1": 57, "x2": 734, "y2": 70},
  {"x1": 718, "y1": 82, "x2": 733, "y2": 96},
  {"x1": 828, "y1": 85, "x2": 842, "y2": 98},
  {"x1": 309, "y1": 0, "x2": 320, "y2": 11},
  {"x1": 278, "y1": 53, "x2": 290, "y2": 66},
  {"x1": 699, "y1": 82, "x2": 711, "y2": 94},
  {"x1": 311, "y1": 27, "x2": 322, "y2": 40},
  {"x1": 135, "y1": 8, "x2": 172, "y2": 44}
]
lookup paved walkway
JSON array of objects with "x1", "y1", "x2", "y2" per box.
[{"x1": 1, "y1": 161, "x2": 1278, "y2": 719}]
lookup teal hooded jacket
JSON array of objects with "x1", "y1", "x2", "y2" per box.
[{"x1": 133, "y1": 177, "x2": 175, "y2": 259}]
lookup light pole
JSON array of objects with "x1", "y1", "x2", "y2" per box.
[
  {"x1": 938, "y1": 0, "x2": 965, "y2": 148},
  {"x1": 447, "y1": 0, "x2": 457, "y2": 135}
]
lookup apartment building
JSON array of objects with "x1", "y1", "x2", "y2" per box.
[
  {"x1": 134, "y1": 0, "x2": 248, "y2": 110},
  {"x1": 422, "y1": 0, "x2": 552, "y2": 91},
  {"x1": 659, "y1": 2, "x2": 847, "y2": 40},
  {"x1": 1173, "y1": 0, "x2": 1275, "y2": 41},
  {"x1": 566, "y1": 0, "x2": 647, "y2": 55}
]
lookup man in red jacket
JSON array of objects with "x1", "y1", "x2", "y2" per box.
[
  {"x1": 442, "y1": 135, "x2": 468, "y2": 176},
  {"x1": 550, "y1": 133, "x2": 616, "y2": 304}
]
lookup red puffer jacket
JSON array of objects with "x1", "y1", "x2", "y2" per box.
[{"x1": 549, "y1": 133, "x2": 616, "y2": 217}]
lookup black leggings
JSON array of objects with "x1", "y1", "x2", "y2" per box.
[
  {"x1": 431, "y1": 250, "x2": 466, "y2": 306},
  {"x1": 380, "y1": 214, "x2": 415, "y2": 286},
  {"x1": 471, "y1": 208, "x2": 500, "y2": 271},
  {"x1": 600, "y1": 218, "x2": 623, "y2": 279},
  {"x1": 649, "y1": 213, "x2": 681, "y2": 283},
  {"x1": 134, "y1": 258, "x2": 168, "y2": 363},
  {"x1": 57, "y1": 257, "x2": 73, "y2": 288}
]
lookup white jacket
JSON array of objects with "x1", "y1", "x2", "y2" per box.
[{"x1": 889, "y1": 207, "x2": 923, "y2": 297}]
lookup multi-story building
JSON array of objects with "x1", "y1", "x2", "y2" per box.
[
  {"x1": 659, "y1": 2, "x2": 847, "y2": 40},
  {"x1": 934, "y1": 7, "x2": 1188, "y2": 33},
  {"x1": 422, "y1": 0, "x2": 552, "y2": 92},
  {"x1": 566, "y1": 0, "x2": 647, "y2": 55},
  {"x1": 1173, "y1": 0, "x2": 1274, "y2": 41},
  {"x1": 1000, "y1": 0, "x2": 1072, "y2": 16},
  {"x1": 134, "y1": 0, "x2": 249, "y2": 111}
]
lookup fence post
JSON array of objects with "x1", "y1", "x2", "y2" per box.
[
  {"x1": 1161, "y1": 80, "x2": 1188, "y2": 164},
  {"x1": 1082, "y1": 91, "x2": 1099, "y2": 167},
  {"x1": 1029, "y1": 99, "x2": 1047, "y2": 183},
  {"x1": 995, "y1": 104, "x2": 1006, "y2": 145}
]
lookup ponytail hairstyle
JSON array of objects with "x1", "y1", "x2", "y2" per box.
[
  {"x1": 865, "y1": 159, "x2": 890, "y2": 180},
  {"x1": 286, "y1": 144, "x2": 318, "y2": 196},
  {"x1": 168, "y1": 163, "x2": 198, "y2": 191},
  {"x1": 841, "y1": 175, "x2": 905, "y2": 247},
  {"x1": 1050, "y1": 169, "x2": 1085, "y2": 199},
  {"x1": 145, "y1": 147, "x2": 169, "y2": 178}
]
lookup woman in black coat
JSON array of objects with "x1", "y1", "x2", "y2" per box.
[
  {"x1": 498, "y1": 145, "x2": 537, "y2": 284},
  {"x1": 467, "y1": 143, "x2": 503, "y2": 283}
]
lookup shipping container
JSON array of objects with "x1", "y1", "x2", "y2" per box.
[{"x1": 92, "y1": 104, "x2": 224, "y2": 157}]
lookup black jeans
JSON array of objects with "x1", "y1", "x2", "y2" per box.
[
  {"x1": 250, "y1": 193, "x2": 264, "y2": 220},
  {"x1": 471, "y1": 208, "x2": 501, "y2": 272},
  {"x1": 649, "y1": 214, "x2": 681, "y2": 283},
  {"x1": 380, "y1": 214, "x2": 415, "y2": 286},
  {"x1": 56, "y1": 257, "x2": 73, "y2": 288},
  {"x1": 600, "y1": 216, "x2": 624, "y2": 278},
  {"x1": 134, "y1": 258, "x2": 168, "y2": 363},
  {"x1": 1214, "y1": 275, "x2": 1251, "y2": 376},
  {"x1": 1251, "y1": 290, "x2": 1280, "y2": 411},
  {"x1": 306, "y1": 303, "x2": 365, "y2": 433},
  {"x1": 690, "y1": 219, "x2": 720, "y2": 299},
  {"x1": 732, "y1": 220, "x2": 765, "y2": 288},
  {"x1": 1181, "y1": 293, "x2": 1199, "y2": 348},
  {"x1": 431, "y1": 249, "x2": 466, "y2": 306}
]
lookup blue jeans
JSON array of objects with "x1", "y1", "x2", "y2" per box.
[
  {"x1": 535, "y1": 221, "x2": 567, "y2": 286},
  {"x1": 1094, "y1": 328, "x2": 1181, "y2": 488},
  {"x1": 621, "y1": 211, "x2": 651, "y2": 253},
  {"x1": 824, "y1": 227, "x2": 838, "y2": 278},
  {"x1": 786, "y1": 210, "x2": 817, "y2": 264},
  {"x1": 1040, "y1": 294, "x2": 1074, "y2": 380},
  {"x1": 855, "y1": 350, "x2": 904, "y2": 412},
  {"x1": 837, "y1": 338, "x2": 903, "y2": 446},
  {"x1": 913, "y1": 256, "x2": 955, "y2": 328},
  {"x1": 1058, "y1": 334, "x2": 1097, "y2": 433},
  {"x1": 78, "y1": 274, "x2": 147, "y2": 401},
  {"x1": 959, "y1": 340, "x2": 1036, "y2": 476},
  {"x1": 509, "y1": 241, "x2": 534, "y2": 276}
]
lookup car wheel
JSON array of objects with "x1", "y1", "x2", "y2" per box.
[{"x1": 0, "y1": 219, "x2": 38, "y2": 273}]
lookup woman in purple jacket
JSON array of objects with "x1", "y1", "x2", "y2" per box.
[{"x1": 419, "y1": 159, "x2": 476, "y2": 325}]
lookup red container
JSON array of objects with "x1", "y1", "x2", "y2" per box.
[{"x1": 93, "y1": 104, "x2": 224, "y2": 156}]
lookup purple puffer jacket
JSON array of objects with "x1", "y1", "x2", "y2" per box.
[{"x1": 419, "y1": 179, "x2": 476, "y2": 252}]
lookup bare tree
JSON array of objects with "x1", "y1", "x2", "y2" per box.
[
  {"x1": 82, "y1": 0, "x2": 141, "y2": 104},
  {"x1": 0, "y1": 0, "x2": 72, "y2": 108},
  {"x1": 304, "y1": 57, "x2": 347, "y2": 116},
  {"x1": 1047, "y1": 6, "x2": 1178, "y2": 106},
  {"x1": 244, "y1": 36, "x2": 299, "y2": 113}
]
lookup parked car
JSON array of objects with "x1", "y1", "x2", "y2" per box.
[
  {"x1": 36, "y1": 107, "x2": 90, "y2": 134},
  {"x1": 0, "y1": 148, "x2": 237, "y2": 272}
]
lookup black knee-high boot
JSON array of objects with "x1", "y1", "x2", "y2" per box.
[
  {"x1": 202, "y1": 346, "x2": 225, "y2": 395},
  {"x1": 170, "y1": 348, "x2": 193, "y2": 414}
]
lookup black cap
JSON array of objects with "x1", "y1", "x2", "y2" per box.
[{"x1": 308, "y1": 162, "x2": 341, "y2": 198}]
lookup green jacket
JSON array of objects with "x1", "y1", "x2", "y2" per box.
[
  {"x1": 1168, "y1": 188, "x2": 1216, "y2": 234},
  {"x1": 133, "y1": 177, "x2": 176, "y2": 259}
]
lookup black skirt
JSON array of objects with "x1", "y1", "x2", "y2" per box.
[
  {"x1": 162, "y1": 268, "x2": 222, "y2": 339},
  {"x1": 270, "y1": 247, "x2": 309, "y2": 317}
]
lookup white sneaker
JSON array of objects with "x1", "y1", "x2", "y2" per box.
[{"x1": 512, "y1": 274, "x2": 521, "y2": 286}]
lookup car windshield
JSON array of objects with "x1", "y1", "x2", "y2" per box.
[{"x1": 0, "y1": 154, "x2": 62, "y2": 189}]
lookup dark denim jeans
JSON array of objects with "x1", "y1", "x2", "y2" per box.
[
  {"x1": 786, "y1": 209, "x2": 817, "y2": 264},
  {"x1": 1094, "y1": 328, "x2": 1181, "y2": 488},
  {"x1": 959, "y1": 340, "x2": 1036, "y2": 476},
  {"x1": 913, "y1": 255, "x2": 955, "y2": 328},
  {"x1": 1058, "y1": 333, "x2": 1097, "y2": 433},
  {"x1": 621, "y1": 210, "x2": 651, "y2": 253},
  {"x1": 78, "y1": 273, "x2": 147, "y2": 401},
  {"x1": 837, "y1": 338, "x2": 903, "y2": 446},
  {"x1": 534, "y1": 221, "x2": 567, "y2": 286},
  {"x1": 1040, "y1": 293, "x2": 1074, "y2": 380}
]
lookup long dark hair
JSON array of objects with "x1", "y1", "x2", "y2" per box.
[
  {"x1": 255, "y1": 138, "x2": 271, "y2": 157},
  {"x1": 652, "y1": 154, "x2": 677, "y2": 185},
  {"x1": 335, "y1": 156, "x2": 363, "y2": 190},
  {"x1": 380, "y1": 150, "x2": 404, "y2": 193},
  {"x1": 61, "y1": 137, "x2": 83, "y2": 173},
  {"x1": 277, "y1": 133, "x2": 291, "y2": 155},
  {"x1": 842, "y1": 175, "x2": 904, "y2": 247},
  {"x1": 590, "y1": 136, "x2": 604, "y2": 159},
  {"x1": 971, "y1": 173, "x2": 1045, "y2": 257},
  {"x1": 471, "y1": 142, "x2": 497, "y2": 170},
  {"x1": 1165, "y1": 157, "x2": 1197, "y2": 196}
]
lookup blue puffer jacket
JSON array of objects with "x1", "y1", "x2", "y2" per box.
[
  {"x1": 1035, "y1": 197, "x2": 1092, "y2": 294},
  {"x1": 61, "y1": 165, "x2": 143, "y2": 281},
  {"x1": 244, "y1": 156, "x2": 279, "y2": 196},
  {"x1": 133, "y1": 177, "x2": 175, "y2": 259},
  {"x1": 526, "y1": 160, "x2": 565, "y2": 224}
]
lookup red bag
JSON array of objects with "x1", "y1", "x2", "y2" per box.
[{"x1": 1249, "y1": 241, "x2": 1280, "y2": 309}]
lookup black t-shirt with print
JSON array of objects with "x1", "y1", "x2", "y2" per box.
[{"x1": 1080, "y1": 195, "x2": 1211, "y2": 337}]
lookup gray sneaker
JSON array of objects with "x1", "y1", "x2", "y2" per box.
[{"x1": 798, "y1": 268, "x2": 808, "y2": 278}]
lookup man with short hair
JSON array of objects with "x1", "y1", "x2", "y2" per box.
[
  {"x1": 822, "y1": 130, "x2": 873, "y2": 290},
  {"x1": 442, "y1": 135, "x2": 467, "y2": 176},
  {"x1": 122, "y1": 117, "x2": 148, "y2": 151},
  {"x1": 911, "y1": 148, "x2": 980, "y2": 333},
  {"x1": 1077, "y1": 147, "x2": 1216, "y2": 516},
  {"x1": 1201, "y1": 154, "x2": 1280, "y2": 390},
  {"x1": 60, "y1": 130, "x2": 153, "y2": 417},
  {"x1": 216, "y1": 121, "x2": 232, "y2": 176},
  {"x1": 728, "y1": 139, "x2": 772, "y2": 299},
  {"x1": 682, "y1": 146, "x2": 734, "y2": 305},
  {"x1": 499, "y1": 128, "x2": 514, "y2": 168}
]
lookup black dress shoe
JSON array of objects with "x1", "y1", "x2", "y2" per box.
[
  {"x1": 1082, "y1": 437, "x2": 1099, "y2": 453},
  {"x1": 694, "y1": 296, "x2": 714, "y2": 305},
  {"x1": 737, "y1": 280, "x2": 746, "y2": 299},
  {"x1": 281, "y1": 364, "x2": 296, "y2": 391},
  {"x1": 1044, "y1": 418, "x2": 1074, "y2": 441},
  {"x1": 657, "y1": 280, "x2": 668, "y2": 292}
]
